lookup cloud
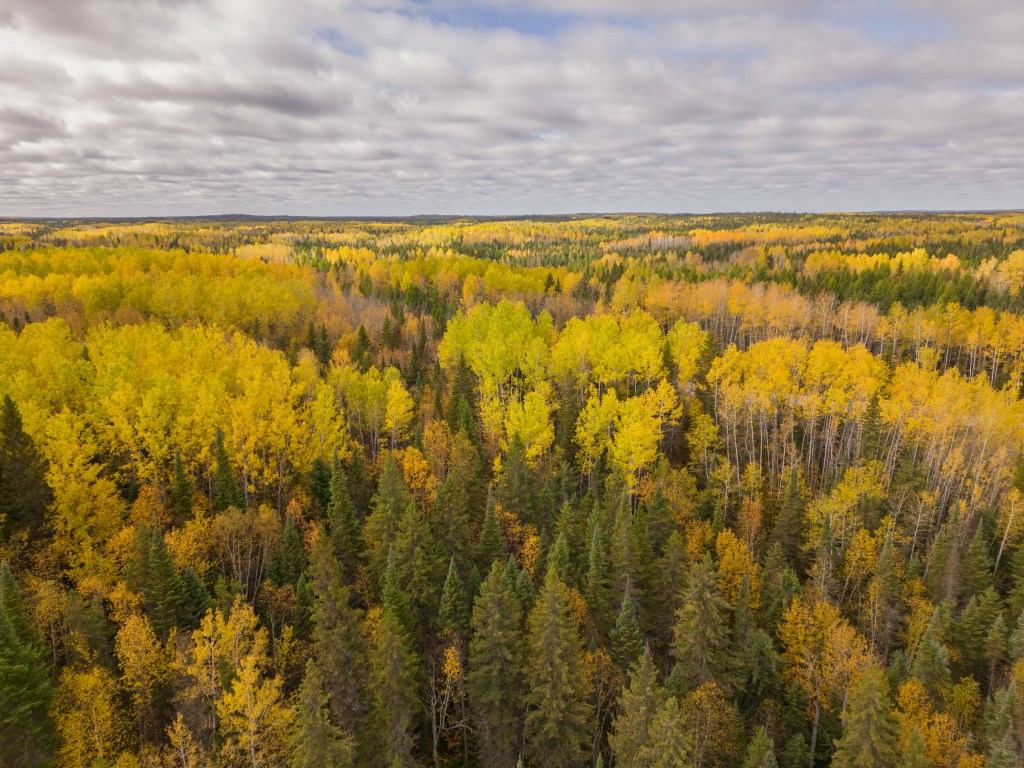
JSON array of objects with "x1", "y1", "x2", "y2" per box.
[{"x1": 0, "y1": 0, "x2": 1021, "y2": 215}]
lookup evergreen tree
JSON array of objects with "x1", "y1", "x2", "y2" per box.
[
  {"x1": 523, "y1": 568, "x2": 594, "y2": 768},
  {"x1": 477, "y1": 487, "x2": 505, "y2": 569},
  {"x1": 310, "y1": 456, "x2": 332, "y2": 512},
  {"x1": 212, "y1": 428, "x2": 244, "y2": 511},
  {"x1": 609, "y1": 597, "x2": 643, "y2": 671},
  {"x1": 961, "y1": 524, "x2": 994, "y2": 600},
  {"x1": 609, "y1": 498, "x2": 637, "y2": 605},
  {"x1": 772, "y1": 468, "x2": 804, "y2": 571},
  {"x1": 326, "y1": 459, "x2": 362, "y2": 583},
  {"x1": 434, "y1": 473, "x2": 470, "y2": 560},
  {"x1": 394, "y1": 502, "x2": 445, "y2": 637},
  {"x1": 292, "y1": 660, "x2": 354, "y2": 768},
  {"x1": 273, "y1": 514, "x2": 306, "y2": 586},
  {"x1": 381, "y1": 546, "x2": 416, "y2": 639},
  {"x1": 495, "y1": 433, "x2": 536, "y2": 526},
  {"x1": 0, "y1": 563, "x2": 55, "y2": 766},
  {"x1": 609, "y1": 651, "x2": 664, "y2": 768},
  {"x1": 467, "y1": 562, "x2": 525, "y2": 768},
  {"x1": 352, "y1": 324, "x2": 373, "y2": 371},
  {"x1": 147, "y1": 529, "x2": 185, "y2": 639},
  {"x1": 925, "y1": 520, "x2": 959, "y2": 604},
  {"x1": 742, "y1": 726, "x2": 778, "y2": 768},
  {"x1": 644, "y1": 696, "x2": 691, "y2": 768},
  {"x1": 671, "y1": 553, "x2": 733, "y2": 694},
  {"x1": 445, "y1": 354, "x2": 476, "y2": 436},
  {"x1": 733, "y1": 575, "x2": 780, "y2": 707},
  {"x1": 911, "y1": 613, "x2": 952, "y2": 700},
  {"x1": 363, "y1": 451, "x2": 412, "y2": 586},
  {"x1": 309, "y1": 533, "x2": 367, "y2": 740},
  {"x1": 180, "y1": 567, "x2": 209, "y2": 630},
  {"x1": 438, "y1": 557, "x2": 467, "y2": 639},
  {"x1": 983, "y1": 685, "x2": 1022, "y2": 768},
  {"x1": 369, "y1": 596, "x2": 418, "y2": 767},
  {"x1": 831, "y1": 666, "x2": 900, "y2": 768},
  {"x1": 899, "y1": 729, "x2": 928, "y2": 768},
  {"x1": 546, "y1": 530, "x2": 571, "y2": 583},
  {"x1": 651, "y1": 530, "x2": 688, "y2": 649},
  {"x1": 169, "y1": 450, "x2": 193, "y2": 522},
  {"x1": 0, "y1": 395, "x2": 50, "y2": 539}
]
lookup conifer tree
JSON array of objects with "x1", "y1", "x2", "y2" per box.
[
  {"x1": 180, "y1": 567, "x2": 209, "y2": 630},
  {"x1": 496, "y1": 433, "x2": 536, "y2": 525},
  {"x1": 609, "y1": 651, "x2": 664, "y2": 768},
  {"x1": 651, "y1": 530, "x2": 688, "y2": 648},
  {"x1": 644, "y1": 697, "x2": 691, "y2": 768},
  {"x1": 546, "y1": 530, "x2": 571, "y2": 583},
  {"x1": 0, "y1": 563, "x2": 55, "y2": 766},
  {"x1": 467, "y1": 562, "x2": 524, "y2": 768},
  {"x1": 609, "y1": 498, "x2": 637, "y2": 605},
  {"x1": 477, "y1": 487, "x2": 504, "y2": 569},
  {"x1": 899, "y1": 729, "x2": 928, "y2": 768},
  {"x1": 434, "y1": 473, "x2": 470, "y2": 560},
  {"x1": 961, "y1": 524, "x2": 994, "y2": 600},
  {"x1": 772, "y1": 468, "x2": 804, "y2": 570},
  {"x1": 310, "y1": 456, "x2": 332, "y2": 511},
  {"x1": 671, "y1": 553, "x2": 733, "y2": 694},
  {"x1": 148, "y1": 529, "x2": 185, "y2": 639},
  {"x1": 523, "y1": 568, "x2": 594, "y2": 768},
  {"x1": 609, "y1": 597, "x2": 643, "y2": 671},
  {"x1": 212, "y1": 428, "x2": 244, "y2": 511},
  {"x1": 982, "y1": 685, "x2": 1022, "y2": 768},
  {"x1": 364, "y1": 451, "x2": 412, "y2": 586},
  {"x1": 370, "y1": 574, "x2": 419, "y2": 767},
  {"x1": 742, "y1": 726, "x2": 778, "y2": 768},
  {"x1": 438, "y1": 557, "x2": 467, "y2": 639},
  {"x1": 394, "y1": 502, "x2": 445, "y2": 637},
  {"x1": 273, "y1": 514, "x2": 306, "y2": 586},
  {"x1": 911, "y1": 612, "x2": 952, "y2": 700},
  {"x1": 169, "y1": 450, "x2": 193, "y2": 522},
  {"x1": 291, "y1": 660, "x2": 354, "y2": 768},
  {"x1": 925, "y1": 520, "x2": 958, "y2": 604},
  {"x1": 326, "y1": 459, "x2": 362, "y2": 583},
  {"x1": 0, "y1": 394, "x2": 50, "y2": 538},
  {"x1": 831, "y1": 667, "x2": 900, "y2": 768},
  {"x1": 309, "y1": 533, "x2": 366, "y2": 738}
]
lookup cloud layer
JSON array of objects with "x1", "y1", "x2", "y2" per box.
[{"x1": 1, "y1": 0, "x2": 1022, "y2": 215}]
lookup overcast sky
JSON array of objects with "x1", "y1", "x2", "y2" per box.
[{"x1": 1, "y1": 0, "x2": 1022, "y2": 216}]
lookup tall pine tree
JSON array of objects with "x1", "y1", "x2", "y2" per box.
[{"x1": 523, "y1": 568, "x2": 594, "y2": 768}]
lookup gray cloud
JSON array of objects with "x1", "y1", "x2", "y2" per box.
[{"x1": 0, "y1": 0, "x2": 1021, "y2": 215}]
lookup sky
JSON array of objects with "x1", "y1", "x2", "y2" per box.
[{"x1": 0, "y1": 0, "x2": 1022, "y2": 216}]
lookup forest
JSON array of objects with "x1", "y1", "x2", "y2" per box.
[{"x1": 1, "y1": 212, "x2": 1024, "y2": 768}]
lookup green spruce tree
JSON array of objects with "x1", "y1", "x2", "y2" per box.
[{"x1": 523, "y1": 568, "x2": 594, "y2": 768}]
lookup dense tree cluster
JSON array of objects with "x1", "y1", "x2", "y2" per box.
[{"x1": 1, "y1": 214, "x2": 1024, "y2": 767}]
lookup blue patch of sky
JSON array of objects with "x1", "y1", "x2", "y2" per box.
[
  {"x1": 315, "y1": 27, "x2": 365, "y2": 56},
  {"x1": 821, "y1": 4, "x2": 953, "y2": 45},
  {"x1": 405, "y1": 1, "x2": 584, "y2": 38}
]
